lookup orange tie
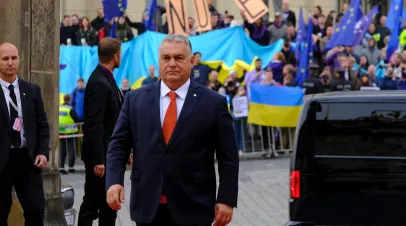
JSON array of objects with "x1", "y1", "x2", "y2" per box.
[
  {"x1": 160, "y1": 91, "x2": 177, "y2": 204},
  {"x1": 162, "y1": 91, "x2": 177, "y2": 144}
]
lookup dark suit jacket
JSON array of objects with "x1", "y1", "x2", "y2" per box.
[
  {"x1": 82, "y1": 65, "x2": 124, "y2": 165},
  {"x1": 106, "y1": 79, "x2": 239, "y2": 225},
  {"x1": 0, "y1": 79, "x2": 50, "y2": 173}
]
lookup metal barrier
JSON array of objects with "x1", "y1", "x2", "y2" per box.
[
  {"x1": 234, "y1": 117, "x2": 295, "y2": 159},
  {"x1": 59, "y1": 121, "x2": 295, "y2": 160},
  {"x1": 59, "y1": 123, "x2": 84, "y2": 169}
]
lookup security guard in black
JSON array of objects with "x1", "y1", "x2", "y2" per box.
[
  {"x1": 330, "y1": 67, "x2": 354, "y2": 91},
  {"x1": 302, "y1": 63, "x2": 324, "y2": 95}
]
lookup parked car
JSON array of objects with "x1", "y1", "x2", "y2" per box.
[
  {"x1": 61, "y1": 185, "x2": 76, "y2": 226},
  {"x1": 287, "y1": 91, "x2": 406, "y2": 225}
]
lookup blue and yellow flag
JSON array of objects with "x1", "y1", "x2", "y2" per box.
[
  {"x1": 248, "y1": 85, "x2": 304, "y2": 128},
  {"x1": 59, "y1": 26, "x2": 288, "y2": 96}
]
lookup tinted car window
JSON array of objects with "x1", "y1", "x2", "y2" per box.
[{"x1": 314, "y1": 102, "x2": 406, "y2": 157}]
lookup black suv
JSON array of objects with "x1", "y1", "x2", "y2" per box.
[{"x1": 287, "y1": 91, "x2": 406, "y2": 226}]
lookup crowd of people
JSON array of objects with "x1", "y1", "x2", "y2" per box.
[{"x1": 59, "y1": 1, "x2": 406, "y2": 167}]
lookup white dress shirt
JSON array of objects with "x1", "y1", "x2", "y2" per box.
[
  {"x1": 0, "y1": 77, "x2": 26, "y2": 147},
  {"x1": 160, "y1": 79, "x2": 190, "y2": 126}
]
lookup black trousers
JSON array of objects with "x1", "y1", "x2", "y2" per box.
[
  {"x1": 59, "y1": 138, "x2": 76, "y2": 168},
  {"x1": 78, "y1": 163, "x2": 117, "y2": 226},
  {"x1": 0, "y1": 147, "x2": 45, "y2": 226},
  {"x1": 137, "y1": 204, "x2": 211, "y2": 226}
]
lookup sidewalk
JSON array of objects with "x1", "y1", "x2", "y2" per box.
[{"x1": 68, "y1": 151, "x2": 281, "y2": 173}]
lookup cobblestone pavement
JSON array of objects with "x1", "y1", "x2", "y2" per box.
[{"x1": 61, "y1": 157, "x2": 290, "y2": 226}]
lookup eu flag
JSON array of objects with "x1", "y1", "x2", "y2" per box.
[
  {"x1": 295, "y1": 18, "x2": 313, "y2": 87},
  {"x1": 325, "y1": 0, "x2": 362, "y2": 50},
  {"x1": 110, "y1": 19, "x2": 117, "y2": 38},
  {"x1": 295, "y1": 7, "x2": 306, "y2": 61},
  {"x1": 102, "y1": 0, "x2": 128, "y2": 22},
  {"x1": 145, "y1": 0, "x2": 158, "y2": 31},
  {"x1": 386, "y1": 0, "x2": 404, "y2": 60},
  {"x1": 353, "y1": 5, "x2": 379, "y2": 46}
]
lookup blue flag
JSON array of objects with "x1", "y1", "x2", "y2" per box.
[
  {"x1": 295, "y1": 18, "x2": 314, "y2": 87},
  {"x1": 353, "y1": 5, "x2": 379, "y2": 46},
  {"x1": 325, "y1": 0, "x2": 362, "y2": 50},
  {"x1": 386, "y1": 0, "x2": 404, "y2": 60},
  {"x1": 110, "y1": 19, "x2": 117, "y2": 38},
  {"x1": 295, "y1": 7, "x2": 306, "y2": 60},
  {"x1": 356, "y1": 6, "x2": 363, "y2": 21},
  {"x1": 145, "y1": 0, "x2": 158, "y2": 31},
  {"x1": 102, "y1": 0, "x2": 127, "y2": 22}
]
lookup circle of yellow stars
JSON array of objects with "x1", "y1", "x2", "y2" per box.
[{"x1": 118, "y1": 0, "x2": 126, "y2": 13}]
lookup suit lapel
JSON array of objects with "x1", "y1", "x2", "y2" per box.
[
  {"x1": 152, "y1": 81, "x2": 165, "y2": 144},
  {"x1": 18, "y1": 79, "x2": 29, "y2": 126},
  {"x1": 0, "y1": 86, "x2": 10, "y2": 124},
  {"x1": 167, "y1": 80, "x2": 201, "y2": 147}
]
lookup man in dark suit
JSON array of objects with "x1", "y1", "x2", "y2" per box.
[
  {"x1": 106, "y1": 34, "x2": 239, "y2": 226},
  {"x1": 78, "y1": 37, "x2": 124, "y2": 226},
  {"x1": 0, "y1": 43, "x2": 50, "y2": 225}
]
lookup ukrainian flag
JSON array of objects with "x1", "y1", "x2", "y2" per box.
[
  {"x1": 59, "y1": 26, "x2": 297, "y2": 103},
  {"x1": 248, "y1": 84, "x2": 304, "y2": 128}
]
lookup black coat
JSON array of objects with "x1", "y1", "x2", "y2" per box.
[
  {"x1": 0, "y1": 79, "x2": 50, "y2": 173},
  {"x1": 82, "y1": 65, "x2": 124, "y2": 165}
]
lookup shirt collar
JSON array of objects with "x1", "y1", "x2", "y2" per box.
[
  {"x1": 161, "y1": 78, "x2": 190, "y2": 100},
  {"x1": 99, "y1": 64, "x2": 115, "y2": 81},
  {"x1": 0, "y1": 77, "x2": 18, "y2": 89}
]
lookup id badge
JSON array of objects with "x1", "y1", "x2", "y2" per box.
[{"x1": 12, "y1": 118, "x2": 22, "y2": 132}]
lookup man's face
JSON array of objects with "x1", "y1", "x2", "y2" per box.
[
  {"x1": 70, "y1": 16, "x2": 79, "y2": 25},
  {"x1": 159, "y1": 41, "x2": 194, "y2": 84},
  {"x1": 255, "y1": 60, "x2": 262, "y2": 70},
  {"x1": 282, "y1": 2, "x2": 289, "y2": 11},
  {"x1": 148, "y1": 65, "x2": 155, "y2": 76},
  {"x1": 114, "y1": 49, "x2": 122, "y2": 69},
  {"x1": 209, "y1": 71, "x2": 218, "y2": 81},
  {"x1": 0, "y1": 44, "x2": 19, "y2": 78},
  {"x1": 326, "y1": 26, "x2": 333, "y2": 36},
  {"x1": 368, "y1": 39, "x2": 375, "y2": 48},
  {"x1": 63, "y1": 17, "x2": 70, "y2": 26},
  {"x1": 77, "y1": 81, "x2": 85, "y2": 89},
  {"x1": 287, "y1": 26, "x2": 295, "y2": 36},
  {"x1": 367, "y1": 66, "x2": 376, "y2": 78},
  {"x1": 194, "y1": 53, "x2": 201, "y2": 64},
  {"x1": 211, "y1": 14, "x2": 218, "y2": 26},
  {"x1": 274, "y1": 16, "x2": 282, "y2": 24},
  {"x1": 121, "y1": 79, "x2": 129, "y2": 89},
  {"x1": 342, "y1": 4, "x2": 348, "y2": 12},
  {"x1": 188, "y1": 18, "x2": 194, "y2": 27},
  {"x1": 380, "y1": 16, "x2": 386, "y2": 26},
  {"x1": 98, "y1": 8, "x2": 104, "y2": 18}
]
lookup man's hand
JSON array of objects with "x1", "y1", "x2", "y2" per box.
[
  {"x1": 126, "y1": 153, "x2": 133, "y2": 166},
  {"x1": 107, "y1": 184, "x2": 125, "y2": 211},
  {"x1": 34, "y1": 155, "x2": 47, "y2": 168},
  {"x1": 94, "y1": 164, "x2": 105, "y2": 177},
  {"x1": 213, "y1": 203, "x2": 233, "y2": 226}
]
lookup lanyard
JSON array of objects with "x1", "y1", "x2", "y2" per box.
[{"x1": 7, "y1": 95, "x2": 19, "y2": 113}]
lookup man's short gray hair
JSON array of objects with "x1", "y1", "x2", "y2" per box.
[{"x1": 159, "y1": 34, "x2": 193, "y2": 56}]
